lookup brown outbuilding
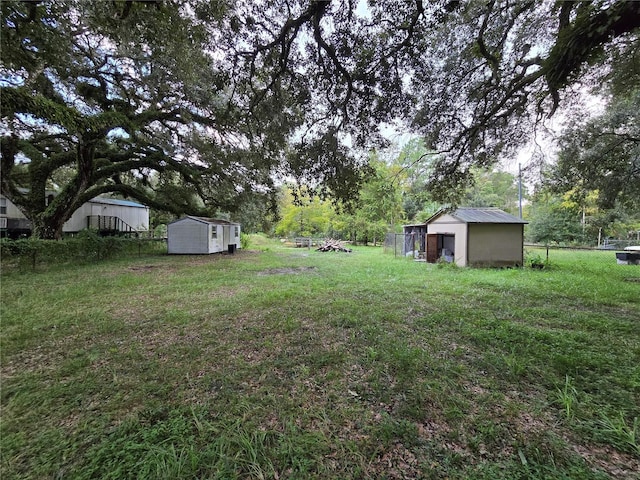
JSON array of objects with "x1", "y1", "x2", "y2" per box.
[{"x1": 425, "y1": 207, "x2": 527, "y2": 267}]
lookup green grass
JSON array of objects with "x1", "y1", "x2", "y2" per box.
[{"x1": 2, "y1": 242, "x2": 639, "y2": 479}]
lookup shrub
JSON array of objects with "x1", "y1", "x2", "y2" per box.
[
  {"x1": 240, "y1": 232, "x2": 251, "y2": 249},
  {"x1": 1, "y1": 231, "x2": 166, "y2": 271}
]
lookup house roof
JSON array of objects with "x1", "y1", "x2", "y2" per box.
[
  {"x1": 89, "y1": 197, "x2": 147, "y2": 208},
  {"x1": 171, "y1": 216, "x2": 239, "y2": 226},
  {"x1": 8, "y1": 190, "x2": 148, "y2": 209},
  {"x1": 426, "y1": 207, "x2": 527, "y2": 224}
]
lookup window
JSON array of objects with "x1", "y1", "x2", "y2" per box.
[
  {"x1": 211, "y1": 226, "x2": 217, "y2": 239},
  {"x1": 0, "y1": 197, "x2": 6, "y2": 215},
  {"x1": 234, "y1": 226, "x2": 239, "y2": 237}
]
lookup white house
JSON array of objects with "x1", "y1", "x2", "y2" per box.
[
  {"x1": 64, "y1": 197, "x2": 149, "y2": 234},
  {"x1": 0, "y1": 194, "x2": 149, "y2": 237},
  {"x1": 167, "y1": 216, "x2": 241, "y2": 254},
  {"x1": 425, "y1": 207, "x2": 527, "y2": 267}
]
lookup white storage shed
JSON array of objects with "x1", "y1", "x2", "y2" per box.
[{"x1": 167, "y1": 216, "x2": 241, "y2": 255}]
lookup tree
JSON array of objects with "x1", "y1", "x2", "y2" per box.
[
  {"x1": 541, "y1": 37, "x2": 640, "y2": 239},
  {"x1": 230, "y1": 1, "x2": 640, "y2": 203},
  {"x1": 6, "y1": 1, "x2": 639, "y2": 240},
  {"x1": 526, "y1": 192, "x2": 585, "y2": 245},
  {"x1": 274, "y1": 186, "x2": 336, "y2": 238},
  {"x1": 549, "y1": 90, "x2": 640, "y2": 211},
  {"x1": 2, "y1": 1, "x2": 220, "y2": 238},
  {"x1": 338, "y1": 155, "x2": 405, "y2": 245},
  {"x1": 392, "y1": 138, "x2": 440, "y2": 222},
  {"x1": 463, "y1": 168, "x2": 519, "y2": 214},
  {"x1": 0, "y1": 1, "x2": 369, "y2": 239}
]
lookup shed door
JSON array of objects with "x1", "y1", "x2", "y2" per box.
[{"x1": 426, "y1": 234, "x2": 439, "y2": 263}]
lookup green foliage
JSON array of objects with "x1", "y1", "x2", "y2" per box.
[
  {"x1": 274, "y1": 186, "x2": 336, "y2": 238},
  {"x1": 526, "y1": 194, "x2": 586, "y2": 245},
  {"x1": 435, "y1": 257, "x2": 459, "y2": 269},
  {"x1": 550, "y1": 89, "x2": 640, "y2": 211},
  {"x1": 597, "y1": 412, "x2": 639, "y2": 455},
  {"x1": 4, "y1": 0, "x2": 638, "y2": 239},
  {"x1": 555, "y1": 375, "x2": 579, "y2": 420},
  {"x1": 1, "y1": 1, "x2": 370, "y2": 239},
  {"x1": 240, "y1": 232, "x2": 251, "y2": 250},
  {"x1": 463, "y1": 168, "x2": 520, "y2": 215},
  {"x1": 524, "y1": 250, "x2": 547, "y2": 269},
  {"x1": 0, "y1": 232, "x2": 165, "y2": 271}
]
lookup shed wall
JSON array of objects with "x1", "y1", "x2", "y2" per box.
[
  {"x1": 167, "y1": 220, "x2": 209, "y2": 254},
  {"x1": 426, "y1": 216, "x2": 468, "y2": 266},
  {"x1": 467, "y1": 224, "x2": 524, "y2": 266}
]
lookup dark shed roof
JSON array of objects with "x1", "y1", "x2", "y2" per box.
[{"x1": 427, "y1": 207, "x2": 527, "y2": 224}]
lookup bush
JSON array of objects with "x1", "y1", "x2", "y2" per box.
[
  {"x1": 524, "y1": 249, "x2": 547, "y2": 269},
  {"x1": 1, "y1": 231, "x2": 166, "y2": 271},
  {"x1": 240, "y1": 232, "x2": 251, "y2": 249}
]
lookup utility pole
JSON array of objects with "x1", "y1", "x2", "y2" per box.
[{"x1": 518, "y1": 163, "x2": 523, "y2": 219}]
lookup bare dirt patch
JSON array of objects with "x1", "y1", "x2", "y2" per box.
[
  {"x1": 571, "y1": 441, "x2": 640, "y2": 479},
  {"x1": 257, "y1": 266, "x2": 317, "y2": 276},
  {"x1": 126, "y1": 265, "x2": 158, "y2": 272}
]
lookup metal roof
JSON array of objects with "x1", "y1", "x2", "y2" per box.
[
  {"x1": 89, "y1": 197, "x2": 147, "y2": 208},
  {"x1": 173, "y1": 216, "x2": 239, "y2": 225},
  {"x1": 427, "y1": 207, "x2": 527, "y2": 224}
]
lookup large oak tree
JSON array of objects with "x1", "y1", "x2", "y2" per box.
[
  {"x1": 3, "y1": 0, "x2": 639, "y2": 238},
  {"x1": 0, "y1": 0, "x2": 368, "y2": 238}
]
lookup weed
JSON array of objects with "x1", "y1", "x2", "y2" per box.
[
  {"x1": 555, "y1": 375, "x2": 579, "y2": 420},
  {"x1": 524, "y1": 249, "x2": 547, "y2": 269},
  {"x1": 503, "y1": 347, "x2": 528, "y2": 377},
  {"x1": 597, "y1": 412, "x2": 639, "y2": 455}
]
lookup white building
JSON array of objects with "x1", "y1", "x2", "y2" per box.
[
  {"x1": 64, "y1": 197, "x2": 149, "y2": 234},
  {"x1": 0, "y1": 194, "x2": 149, "y2": 237}
]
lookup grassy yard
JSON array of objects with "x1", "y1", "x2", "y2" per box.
[{"x1": 1, "y1": 240, "x2": 639, "y2": 479}]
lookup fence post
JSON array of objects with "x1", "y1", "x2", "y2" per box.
[{"x1": 546, "y1": 245, "x2": 549, "y2": 263}]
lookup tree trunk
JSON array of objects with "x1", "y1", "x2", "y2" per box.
[{"x1": 31, "y1": 211, "x2": 66, "y2": 240}]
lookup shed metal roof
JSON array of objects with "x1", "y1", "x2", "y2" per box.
[
  {"x1": 427, "y1": 207, "x2": 527, "y2": 224},
  {"x1": 171, "y1": 216, "x2": 239, "y2": 226},
  {"x1": 89, "y1": 197, "x2": 147, "y2": 208}
]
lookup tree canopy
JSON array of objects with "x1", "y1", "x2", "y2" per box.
[
  {"x1": 2, "y1": 0, "x2": 639, "y2": 238},
  {"x1": 0, "y1": 0, "x2": 368, "y2": 238},
  {"x1": 230, "y1": 0, "x2": 640, "y2": 201}
]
